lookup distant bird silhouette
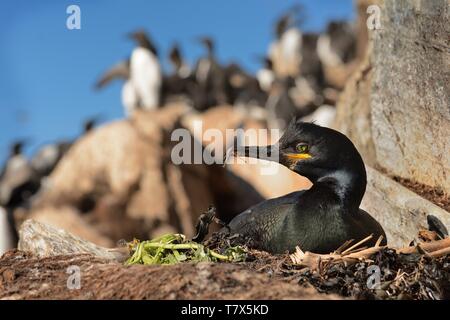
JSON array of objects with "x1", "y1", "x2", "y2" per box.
[
  {"x1": 265, "y1": 77, "x2": 298, "y2": 130},
  {"x1": 299, "y1": 32, "x2": 325, "y2": 94},
  {"x1": 269, "y1": 9, "x2": 303, "y2": 78},
  {"x1": 168, "y1": 43, "x2": 192, "y2": 79},
  {"x1": 162, "y1": 43, "x2": 196, "y2": 105},
  {"x1": 193, "y1": 37, "x2": 228, "y2": 110},
  {"x1": 224, "y1": 62, "x2": 267, "y2": 108},
  {"x1": 0, "y1": 141, "x2": 40, "y2": 208},
  {"x1": 128, "y1": 30, "x2": 162, "y2": 110},
  {"x1": 317, "y1": 21, "x2": 357, "y2": 68},
  {"x1": 256, "y1": 56, "x2": 275, "y2": 93}
]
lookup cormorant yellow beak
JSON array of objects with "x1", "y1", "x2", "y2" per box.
[{"x1": 285, "y1": 153, "x2": 312, "y2": 160}]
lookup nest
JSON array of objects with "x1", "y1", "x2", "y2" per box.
[{"x1": 288, "y1": 235, "x2": 450, "y2": 299}]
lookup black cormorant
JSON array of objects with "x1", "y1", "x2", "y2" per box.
[{"x1": 224, "y1": 119, "x2": 387, "y2": 254}]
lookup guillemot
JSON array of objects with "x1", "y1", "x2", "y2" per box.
[
  {"x1": 224, "y1": 119, "x2": 387, "y2": 254},
  {"x1": 162, "y1": 43, "x2": 196, "y2": 105},
  {"x1": 193, "y1": 37, "x2": 228, "y2": 110},
  {"x1": 256, "y1": 57, "x2": 275, "y2": 93},
  {"x1": 268, "y1": 10, "x2": 303, "y2": 78},
  {"x1": 317, "y1": 21, "x2": 357, "y2": 68},
  {"x1": 0, "y1": 141, "x2": 40, "y2": 208},
  {"x1": 128, "y1": 30, "x2": 162, "y2": 110}
]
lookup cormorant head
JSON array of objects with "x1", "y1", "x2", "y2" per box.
[
  {"x1": 128, "y1": 29, "x2": 158, "y2": 55},
  {"x1": 234, "y1": 118, "x2": 366, "y2": 186}
]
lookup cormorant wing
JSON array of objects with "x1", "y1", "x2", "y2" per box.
[{"x1": 226, "y1": 190, "x2": 305, "y2": 236}]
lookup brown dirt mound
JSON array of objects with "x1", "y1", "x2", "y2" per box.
[{"x1": 0, "y1": 250, "x2": 339, "y2": 300}]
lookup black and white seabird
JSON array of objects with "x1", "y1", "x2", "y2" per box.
[
  {"x1": 264, "y1": 76, "x2": 298, "y2": 130},
  {"x1": 223, "y1": 62, "x2": 267, "y2": 108},
  {"x1": 0, "y1": 141, "x2": 40, "y2": 208},
  {"x1": 317, "y1": 21, "x2": 357, "y2": 68},
  {"x1": 161, "y1": 43, "x2": 197, "y2": 105},
  {"x1": 168, "y1": 43, "x2": 192, "y2": 79},
  {"x1": 193, "y1": 37, "x2": 228, "y2": 110},
  {"x1": 128, "y1": 30, "x2": 162, "y2": 110},
  {"x1": 256, "y1": 57, "x2": 275, "y2": 93},
  {"x1": 223, "y1": 119, "x2": 386, "y2": 254},
  {"x1": 268, "y1": 10, "x2": 303, "y2": 78}
]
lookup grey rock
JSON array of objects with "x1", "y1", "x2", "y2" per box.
[
  {"x1": 18, "y1": 219, "x2": 127, "y2": 261},
  {"x1": 362, "y1": 166, "x2": 450, "y2": 247}
]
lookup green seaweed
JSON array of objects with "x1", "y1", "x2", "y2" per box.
[{"x1": 125, "y1": 233, "x2": 246, "y2": 265}]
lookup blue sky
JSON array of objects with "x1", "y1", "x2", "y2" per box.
[{"x1": 0, "y1": 0, "x2": 354, "y2": 162}]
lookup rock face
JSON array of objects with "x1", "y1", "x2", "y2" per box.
[
  {"x1": 371, "y1": 0, "x2": 450, "y2": 193},
  {"x1": 336, "y1": 0, "x2": 450, "y2": 193},
  {"x1": 362, "y1": 167, "x2": 450, "y2": 247},
  {"x1": 333, "y1": 48, "x2": 377, "y2": 166},
  {"x1": 334, "y1": 0, "x2": 450, "y2": 245}
]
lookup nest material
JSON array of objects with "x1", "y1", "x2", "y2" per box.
[{"x1": 288, "y1": 235, "x2": 450, "y2": 299}]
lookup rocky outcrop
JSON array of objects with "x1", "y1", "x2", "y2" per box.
[
  {"x1": 336, "y1": 0, "x2": 450, "y2": 194},
  {"x1": 334, "y1": 0, "x2": 450, "y2": 245},
  {"x1": 18, "y1": 219, "x2": 126, "y2": 261},
  {"x1": 371, "y1": 0, "x2": 450, "y2": 193},
  {"x1": 362, "y1": 167, "x2": 450, "y2": 247},
  {"x1": 32, "y1": 104, "x2": 199, "y2": 242},
  {"x1": 333, "y1": 47, "x2": 377, "y2": 166}
]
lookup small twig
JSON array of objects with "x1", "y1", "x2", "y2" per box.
[
  {"x1": 428, "y1": 246, "x2": 450, "y2": 258},
  {"x1": 375, "y1": 235, "x2": 384, "y2": 247},
  {"x1": 334, "y1": 239, "x2": 354, "y2": 254},
  {"x1": 341, "y1": 234, "x2": 373, "y2": 255}
]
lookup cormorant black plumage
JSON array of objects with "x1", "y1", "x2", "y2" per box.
[{"x1": 224, "y1": 118, "x2": 387, "y2": 254}]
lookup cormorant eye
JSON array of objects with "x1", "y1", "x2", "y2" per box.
[{"x1": 296, "y1": 143, "x2": 309, "y2": 153}]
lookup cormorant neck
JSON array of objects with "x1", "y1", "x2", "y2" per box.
[{"x1": 315, "y1": 167, "x2": 366, "y2": 212}]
